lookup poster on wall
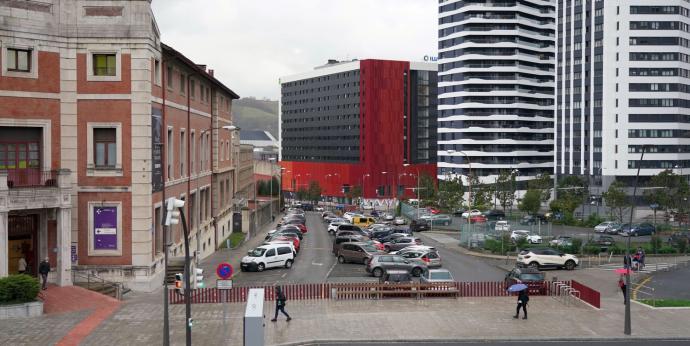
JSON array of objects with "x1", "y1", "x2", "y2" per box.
[
  {"x1": 94, "y1": 206, "x2": 117, "y2": 250},
  {"x1": 152, "y1": 108, "x2": 163, "y2": 192}
]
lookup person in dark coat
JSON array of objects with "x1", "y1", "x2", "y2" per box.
[
  {"x1": 513, "y1": 288, "x2": 529, "y2": 319},
  {"x1": 619, "y1": 276, "x2": 627, "y2": 304},
  {"x1": 271, "y1": 286, "x2": 291, "y2": 322},
  {"x1": 38, "y1": 257, "x2": 50, "y2": 290}
]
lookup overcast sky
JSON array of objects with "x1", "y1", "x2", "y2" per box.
[{"x1": 151, "y1": 0, "x2": 437, "y2": 100}]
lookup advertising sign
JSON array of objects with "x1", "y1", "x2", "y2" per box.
[
  {"x1": 152, "y1": 108, "x2": 163, "y2": 192},
  {"x1": 94, "y1": 206, "x2": 118, "y2": 250}
]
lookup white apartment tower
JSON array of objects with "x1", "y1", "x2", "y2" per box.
[
  {"x1": 556, "y1": 1, "x2": 690, "y2": 191},
  {"x1": 437, "y1": 0, "x2": 557, "y2": 185}
]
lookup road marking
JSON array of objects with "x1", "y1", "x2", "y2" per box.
[
  {"x1": 311, "y1": 262, "x2": 323, "y2": 266},
  {"x1": 632, "y1": 275, "x2": 653, "y2": 301},
  {"x1": 325, "y1": 262, "x2": 337, "y2": 278},
  {"x1": 281, "y1": 273, "x2": 287, "y2": 278}
]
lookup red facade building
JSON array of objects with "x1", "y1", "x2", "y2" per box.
[{"x1": 280, "y1": 59, "x2": 438, "y2": 200}]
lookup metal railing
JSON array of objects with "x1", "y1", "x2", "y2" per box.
[
  {"x1": 5, "y1": 169, "x2": 58, "y2": 188},
  {"x1": 72, "y1": 270, "x2": 126, "y2": 300}
]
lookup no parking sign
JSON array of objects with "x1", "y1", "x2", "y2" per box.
[{"x1": 216, "y1": 262, "x2": 234, "y2": 279}]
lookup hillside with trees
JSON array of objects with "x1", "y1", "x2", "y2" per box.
[{"x1": 232, "y1": 97, "x2": 279, "y2": 138}]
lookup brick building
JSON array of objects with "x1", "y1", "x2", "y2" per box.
[{"x1": 0, "y1": 0, "x2": 239, "y2": 291}]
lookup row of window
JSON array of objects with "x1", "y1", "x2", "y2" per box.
[
  {"x1": 629, "y1": 36, "x2": 690, "y2": 47},
  {"x1": 439, "y1": 132, "x2": 552, "y2": 140},
  {"x1": 628, "y1": 160, "x2": 690, "y2": 169},
  {"x1": 281, "y1": 155, "x2": 359, "y2": 162},
  {"x1": 439, "y1": 22, "x2": 554, "y2": 39},
  {"x1": 630, "y1": 98, "x2": 690, "y2": 108},
  {"x1": 282, "y1": 70, "x2": 359, "y2": 88},
  {"x1": 165, "y1": 127, "x2": 230, "y2": 180},
  {"x1": 630, "y1": 52, "x2": 690, "y2": 62},
  {"x1": 282, "y1": 83, "x2": 360, "y2": 97},
  {"x1": 282, "y1": 114, "x2": 359, "y2": 124},
  {"x1": 439, "y1": 84, "x2": 553, "y2": 94},
  {"x1": 282, "y1": 135, "x2": 360, "y2": 142},
  {"x1": 629, "y1": 114, "x2": 690, "y2": 123},
  {"x1": 439, "y1": 59, "x2": 553, "y2": 73},
  {"x1": 628, "y1": 129, "x2": 690, "y2": 138},
  {"x1": 439, "y1": 35, "x2": 553, "y2": 50},
  {"x1": 629, "y1": 145, "x2": 690, "y2": 153},
  {"x1": 630, "y1": 21, "x2": 690, "y2": 32},
  {"x1": 630, "y1": 6, "x2": 690, "y2": 17},
  {"x1": 630, "y1": 68, "x2": 690, "y2": 78},
  {"x1": 439, "y1": 108, "x2": 553, "y2": 118},
  {"x1": 282, "y1": 146, "x2": 359, "y2": 151},
  {"x1": 629, "y1": 83, "x2": 690, "y2": 93},
  {"x1": 5, "y1": 47, "x2": 116, "y2": 77},
  {"x1": 282, "y1": 124, "x2": 360, "y2": 133},
  {"x1": 282, "y1": 92, "x2": 358, "y2": 105},
  {"x1": 439, "y1": 71, "x2": 552, "y2": 83},
  {"x1": 282, "y1": 103, "x2": 359, "y2": 114},
  {"x1": 439, "y1": 96, "x2": 554, "y2": 106}
]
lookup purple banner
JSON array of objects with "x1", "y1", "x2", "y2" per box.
[{"x1": 94, "y1": 206, "x2": 118, "y2": 250}]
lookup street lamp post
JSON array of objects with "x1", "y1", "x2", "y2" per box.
[
  {"x1": 624, "y1": 145, "x2": 646, "y2": 335},
  {"x1": 403, "y1": 164, "x2": 421, "y2": 220},
  {"x1": 446, "y1": 150, "x2": 473, "y2": 246}
]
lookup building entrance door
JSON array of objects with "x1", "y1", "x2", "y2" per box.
[{"x1": 8, "y1": 214, "x2": 39, "y2": 275}]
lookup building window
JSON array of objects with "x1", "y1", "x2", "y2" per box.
[
  {"x1": 167, "y1": 66, "x2": 174, "y2": 88},
  {"x1": 7, "y1": 48, "x2": 31, "y2": 72},
  {"x1": 154, "y1": 59, "x2": 161, "y2": 85},
  {"x1": 191, "y1": 131, "x2": 196, "y2": 174},
  {"x1": 180, "y1": 130, "x2": 186, "y2": 176},
  {"x1": 190, "y1": 79, "x2": 196, "y2": 98},
  {"x1": 93, "y1": 53, "x2": 117, "y2": 76},
  {"x1": 94, "y1": 128, "x2": 116, "y2": 168},
  {"x1": 154, "y1": 206, "x2": 163, "y2": 254},
  {"x1": 167, "y1": 127, "x2": 174, "y2": 179},
  {"x1": 180, "y1": 74, "x2": 186, "y2": 94}
]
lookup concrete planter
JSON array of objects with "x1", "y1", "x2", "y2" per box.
[{"x1": 0, "y1": 301, "x2": 44, "y2": 319}]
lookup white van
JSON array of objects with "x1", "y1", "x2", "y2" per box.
[{"x1": 240, "y1": 244, "x2": 295, "y2": 272}]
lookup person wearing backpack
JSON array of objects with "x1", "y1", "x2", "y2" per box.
[
  {"x1": 271, "y1": 286, "x2": 292, "y2": 322},
  {"x1": 513, "y1": 288, "x2": 529, "y2": 320}
]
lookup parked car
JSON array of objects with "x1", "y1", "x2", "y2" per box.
[
  {"x1": 510, "y1": 230, "x2": 542, "y2": 244},
  {"x1": 332, "y1": 235, "x2": 365, "y2": 254},
  {"x1": 399, "y1": 249, "x2": 442, "y2": 268},
  {"x1": 461, "y1": 209, "x2": 482, "y2": 218},
  {"x1": 383, "y1": 213, "x2": 395, "y2": 221},
  {"x1": 606, "y1": 223, "x2": 624, "y2": 235},
  {"x1": 383, "y1": 236, "x2": 423, "y2": 252},
  {"x1": 361, "y1": 204, "x2": 374, "y2": 210},
  {"x1": 331, "y1": 223, "x2": 364, "y2": 236},
  {"x1": 265, "y1": 235, "x2": 301, "y2": 253},
  {"x1": 619, "y1": 223, "x2": 656, "y2": 237},
  {"x1": 379, "y1": 269, "x2": 414, "y2": 284},
  {"x1": 337, "y1": 242, "x2": 384, "y2": 264},
  {"x1": 393, "y1": 217, "x2": 406, "y2": 225},
  {"x1": 428, "y1": 207, "x2": 441, "y2": 215},
  {"x1": 366, "y1": 254, "x2": 427, "y2": 277},
  {"x1": 335, "y1": 229, "x2": 369, "y2": 238},
  {"x1": 241, "y1": 244, "x2": 295, "y2": 272},
  {"x1": 592, "y1": 235, "x2": 615, "y2": 248},
  {"x1": 483, "y1": 210, "x2": 506, "y2": 221},
  {"x1": 420, "y1": 268, "x2": 455, "y2": 284},
  {"x1": 377, "y1": 232, "x2": 408, "y2": 244},
  {"x1": 429, "y1": 214, "x2": 452, "y2": 226},
  {"x1": 328, "y1": 222, "x2": 348, "y2": 234},
  {"x1": 315, "y1": 206, "x2": 324, "y2": 212},
  {"x1": 669, "y1": 231, "x2": 690, "y2": 245},
  {"x1": 409, "y1": 219, "x2": 430, "y2": 232},
  {"x1": 391, "y1": 245, "x2": 437, "y2": 255},
  {"x1": 504, "y1": 267, "x2": 546, "y2": 286},
  {"x1": 517, "y1": 248, "x2": 579, "y2": 270},
  {"x1": 452, "y1": 209, "x2": 466, "y2": 217},
  {"x1": 594, "y1": 221, "x2": 618, "y2": 233},
  {"x1": 468, "y1": 214, "x2": 487, "y2": 223},
  {"x1": 520, "y1": 214, "x2": 547, "y2": 225},
  {"x1": 549, "y1": 235, "x2": 572, "y2": 247},
  {"x1": 504, "y1": 267, "x2": 546, "y2": 294},
  {"x1": 494, "y1": 220, "x2": 511, "y2": 232},
  {"x1": 272, "y1": 227, "x2": 303, "y2": 240},
  {"x1": 370, "y1": 210, "x2": 381, "y2": 217},
  {"x1": 369, "y1": 227, "x2": 396, "y2": 240},
  {"x1": 363, "y1": 239, "x2": 386, "y2": 251}
]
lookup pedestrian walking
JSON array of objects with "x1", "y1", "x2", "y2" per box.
[
  {"x1": 271, "y1": 286, "x2": 291, "y2": 322},
  {"x1": 637, "y1": 247, "x2": 646, "y2": 269},
  {"x1": 39, "y1": 257, "x2": 50, "y2": 290},
  {"x1": 618, "y1": 276, "x2": 627, "y2": 304},
  {"x1": 18, "y1": 256, "x2": 27, "y2": 274},
  {"x1": 513, "y1": 289, "x2": 529, "y2": 320}
]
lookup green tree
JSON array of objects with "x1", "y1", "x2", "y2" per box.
[
  {"x1": 602, "y1": 180, "x2": 628, "y2": 222},
  {"x1": 296, "y1": 187, "x2": 308, "y2": 201},
  {"x1": 469, "y1": 174, "x2": 491, "y2": 210},
  {"x1": 438, "y1": 174, "x2": 464, "y2": 212},
  {"x1": 494, "y1": 170, "x2": 515, "y2": 211},
  {"x1": 307, "y1": 180, "x2": 323, "y2": 204},
  {"x1": 519, "y1": 189, "x2": 542, "y2": 215},
  {"x1": 551, "y1": 175, "x2": 586, "y2": 216},
  {"x1": 645, "y1": 170, "x2": 690, "y2": 216},
  {"x1": 419, "y1": 172, "x2": 437, "y2": 205},
  {"x1": 528, "y1": 173, "x2": 553, "y2": 203}
]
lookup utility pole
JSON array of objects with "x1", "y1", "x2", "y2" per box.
[
  {"x1": 625, "y1": 145, "x2": 646, "y2": 335},
  {"x1": 165, "y1": 197, "x2": 191, "y2": 346}
]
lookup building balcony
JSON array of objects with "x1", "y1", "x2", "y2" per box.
[{"x1": 0, "y1": 169, "x2": 72, "y2": 211}]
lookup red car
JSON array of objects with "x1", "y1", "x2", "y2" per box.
[
  {"x1": 469, "y1": 215, "x2": 487, "y2": 223},
  {"x1": 269, "y1": 235, "x2": 300, "y2": 253},
  {"x1": 428, "y1": 207, "x2": 441, "y2": 215},
  {"x1": 366, "y1": 240, "x2": 385, "y2": 251},
  {"x1": 295, "y1": 223, "x2": 308, "y2": 233}
]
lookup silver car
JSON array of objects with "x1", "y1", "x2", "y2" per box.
[
  {"x1": 365, "y1": 254, "x2": 427, "y2": 277},
  {"x1": 399, "y1": 250, "x2": 442, "y2": 268},
  {"x1": 420, "y1": 269, "x2": 455, "y2": 283}
]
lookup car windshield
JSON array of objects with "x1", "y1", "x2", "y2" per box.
[
  {"x1": 248, "y1": 248, "x2": 266, "y2": 257},
  {"x1": 519, "y1": 273, "x2": 545, "y2": 281},
  {"x1": 362, "y1": 245, "x2": 378, "y2": 252},
  {"x1": 430, "y1": 272, "x2": 452, "y2": 280}
]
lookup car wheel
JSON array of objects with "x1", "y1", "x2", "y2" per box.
[
  {"x1": 528, "y1": 262, "x2": 539, "y2": 269},
  {"x1": 257, "y1": 263, "x2": 265, "y2": 272},
  {"x1": 412, "y1": 267, "x2": 423, "y2": 277},
  {"x1": 565, "y1": 260, "x2": 576, "y2": 271},
  {"x1": 285, "y1": 259, "x2": 293, "y2": 269},
  {"x1": 373, "y1": 267, "x2": 383, "y2": 277},
  {"x1": 338, "y1": 256, "x2": 346, "y2": 264}
]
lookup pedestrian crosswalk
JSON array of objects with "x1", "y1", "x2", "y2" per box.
[{"x1": 596, "y1": 262, "x2": 677, "y2": 274}]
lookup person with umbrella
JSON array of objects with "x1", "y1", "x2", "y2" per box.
[{"x1": 508, "y1": 283, "x2": 529, "y2": 320}]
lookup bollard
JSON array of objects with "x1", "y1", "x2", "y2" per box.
[{"x1": 244, "y1": 288, "x2": 265, "y2": 346}]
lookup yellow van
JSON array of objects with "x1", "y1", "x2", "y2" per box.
[{"x1": 352, "y1": 216, "x2": 377, "y2": 228}]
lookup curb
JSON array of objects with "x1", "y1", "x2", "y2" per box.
[{"x1": 277, "y1": 336, "x2": 690, "y2": 346}]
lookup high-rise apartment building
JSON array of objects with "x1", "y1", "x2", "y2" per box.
[
  {"x1": 279, "y1": 59, "x2": 437, "y2": 200},
  {"x1": 556, "y1": 1, "x2": 690, "y2": 191},
  {"x1": 437, "y1": 0, "x2": 557, "y2": 184}
]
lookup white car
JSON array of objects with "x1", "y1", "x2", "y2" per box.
[
  {"x1": 494, "y1": 220, "x2": 511, "y2": 232},
  {"x1": 594, "y1": 221, "x2": 616, "y2": 233},
  {"x1": 517, "y1": 248, "x2": 579, "y2": 270},
  {"x1": 315, "y1": 206, "x2": 324, "y2": 212},
  {"x1": 241, "y1": 244, "x2": 295, "y2": 272},
  {"x1": 328, "y1": 222, "x2": 348, "y2": 234},
  {"x1": 343, "y1": 212, "x2": 365, "y2": 222},
  {"x1": 510, "y1": 230, "x2": 542, "y2": 244},
  {"x1": 461, "y1": 209, "x2": 482, "y2": 218},
  {"x1": 361, "y1": 204, "x2": 374, "y2": 210},
  {"x1": 393, "y1": 217, "x2": 406, "y2": 225}
]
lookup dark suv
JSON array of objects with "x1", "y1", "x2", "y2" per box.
[
  {"x1": 504, "y1": 267, "x2": 547, "y2": 294},
  {"x1": 483, "y1": 210, "x2": 506, "y2": 221},
  {"x1": 410, "y1": 219, "x2": 430, "y2": 232}
]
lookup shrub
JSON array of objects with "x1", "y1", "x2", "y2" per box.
[
  {"x1": 674, "y1": 239, "x2": 688, "y2": 254},
  {"x1": 0, "y1": 275, "x2": 40, "y2": 305},
  {"x1": 657, "y1": 224, "x2": 673, "y2": 233},
  {"x1": 650, "y1": 235, "x2": 663, "y2": 254},
  {"x1": 583, "y1": 244, "x2": 602, "y2": 255},
  {"x1": 658, "y1": 246, "x2": 678, "y2": 254}
]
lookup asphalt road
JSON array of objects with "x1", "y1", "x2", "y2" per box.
[
  {"x1": 324, "y1": 340, "x2": 690, "y2": 346},
  {"x1": 646, "y1": 263, "x2": 690, "y2": 300}
]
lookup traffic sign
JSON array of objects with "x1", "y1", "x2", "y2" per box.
[
  {"x1": 216, "y1": 262, "x2": 234, "y2": 279},
  {"x1": 217, "y1": 279, "x2": 233, "y2": 290}
]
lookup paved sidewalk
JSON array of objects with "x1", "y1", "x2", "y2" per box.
[{"x1": 197, "y1": 215, "x2": 283, "y2": 287}]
